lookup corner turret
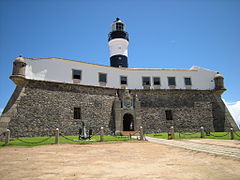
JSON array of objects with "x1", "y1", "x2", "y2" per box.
[
  {"x1": 10, "y1": 56, "x2": 27, "y2": 85},
  {"x1": 12, "y1": 56, "x2": 26, "y2": 77},
  {"x1": 214, "y1": 72, "x2": 224, "y2": 90}
]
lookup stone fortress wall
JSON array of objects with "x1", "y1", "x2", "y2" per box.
[{"x1": 2, "y1": 78, "x2": 237, "y2": 137}]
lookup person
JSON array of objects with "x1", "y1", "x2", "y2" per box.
[
  {"x1": 78, "y1": 128, "x2": 82, "y2": 140},
  {"x1": 130, "y1": 122, "x2": 133, "y2": 131}
]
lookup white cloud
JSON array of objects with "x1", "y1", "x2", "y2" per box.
[
  {"x1": 0, "y1": 108, "x2": 3, "y2": 115},
  {"x1": 223, "y1": 99, "x2": 240, "y2": 128}
]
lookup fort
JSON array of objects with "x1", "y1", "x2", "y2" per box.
[{"x1": 0, "y1": 18, "x2": 238, "y2": 137}]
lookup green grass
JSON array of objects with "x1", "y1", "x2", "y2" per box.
[
  {"x1": 1, "y1": 132, "x2": 239, "y2": 147},
  {"x1": 0, "y1": 135, "x2": 135, "y2": 147},
  {"x1": 146, "y1": 131, "x2": 240, "y2": 140}
]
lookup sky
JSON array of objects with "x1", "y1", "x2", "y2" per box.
[{"x1": 0, "y1": 0, "x2": 239, "y2": 126}]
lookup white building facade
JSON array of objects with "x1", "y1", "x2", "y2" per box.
[{"x1": 24, "y1": 57, "x2": 217, "y2": 90}]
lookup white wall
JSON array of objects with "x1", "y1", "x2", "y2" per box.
[
  {"x1": 24, "y1": 58, "x2": 217, "y2": 90},
  {"x1": 108, "y1": 39, "x2": 129, "y2": 57}
]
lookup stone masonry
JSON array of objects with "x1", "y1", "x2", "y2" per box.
[{"x1": 1, "y1": 78, "x2": 237, "y2": 137}]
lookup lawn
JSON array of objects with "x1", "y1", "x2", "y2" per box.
[
  {"x1": 1, "y1": 131, "x2": 239, "y2": 147},
  {"x1": 0, "y1": 135, "x2": 135, "y2": 147},
  {"x1": 146, "y1": 131, "x2": 240, "y2": 140}
]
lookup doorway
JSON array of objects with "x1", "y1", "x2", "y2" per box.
[{"x1": 123, "y1": 113, "x2": 134, "y2": 131}]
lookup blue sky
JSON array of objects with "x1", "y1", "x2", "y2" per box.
[{"x1": 0, "y1": 0, "x2": 239, "y2": 124}]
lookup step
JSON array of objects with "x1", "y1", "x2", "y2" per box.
[{"x1": 121, "y1": 131, "x2": 140, "y2": 136}]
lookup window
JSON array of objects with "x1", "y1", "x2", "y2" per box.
[
  {"x1": 168, "y1": 77, "x2": 176, "y2": 86},
  {"x1": 153, "y1": 77, "x2": 161, "y2": 85},
  {"x1": 165, "y1": 110, "x2": 173, "y2": 120},
  {"x1": 99, "y1": 73, "x2": 107, "y2": 83},
  {"x1": 120, "y1": 76, "x2": 127, "y2": 85},
  {"x1": 74, "y1": 107, "x2": 81, "y2": 119},
  {"x1": 116, "y1": 23, "x2": 124, "y2": 31},
  {"x1": 142, "y1": 77, "x2": 150, "y2": 85},
  {"x1": 72, "y1": 70, "x2": 81, "y2": 80},
  {"x1": 184, "y1": 77, "x2": 192, "y2": 86}
]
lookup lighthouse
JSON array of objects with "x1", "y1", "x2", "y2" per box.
[{"x1": 108, "y1": 18, "x2": 129, "y2": 68}]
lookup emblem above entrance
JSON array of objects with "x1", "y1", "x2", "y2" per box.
[{"x1": 123, "y1": 93, "x2": 133, "y2": 109}]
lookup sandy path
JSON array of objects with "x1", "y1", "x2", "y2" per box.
[
  {"x1": 184, "y1": 139, "x2": 240, "y2": 149},
  {"x1": 0, "y1": 141, "x2": 240, "y2": 180}
]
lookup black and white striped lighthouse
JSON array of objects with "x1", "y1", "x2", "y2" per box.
[{"x1": 108, "y1": 18, "x2": 129, "y2": 68}]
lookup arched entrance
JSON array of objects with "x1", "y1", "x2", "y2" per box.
[{"x1": 123, "y1": 113, "x2": 134, "y2": 131}]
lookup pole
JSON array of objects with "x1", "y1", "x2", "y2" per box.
[
  {"x1": 5, "y1": 129, "x2": 10, "y2": 146},
  {"x1": 230, "y1": 128, "x2": 234, "y2": 140},
  {"x1": 55, "y1": 128, "x2": 59, "y2": 144},
  {"x1": 200, "y1": 127, "x2": 205, "y2": 138},
  {"x1": 170, "y1": 126, "x2": 175, "y2": 139},
  {"x1": 140, "y1": 126, "x2": 144, "y2": 140},
  {"x1": 100, "y1": 127, "x2": 104, "y2": 142}
]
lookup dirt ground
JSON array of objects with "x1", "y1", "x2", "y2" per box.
[{"x1": 0, "y1": 140, "x2": 240, "y2": 180}]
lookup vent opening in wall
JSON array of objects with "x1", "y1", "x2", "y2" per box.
[
  {"x1": 165, "y1": 110, "x2": 173, "y2": 120},
  {"x1": 74, "y1": 107, "x2": 81, "y2": 119}
]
